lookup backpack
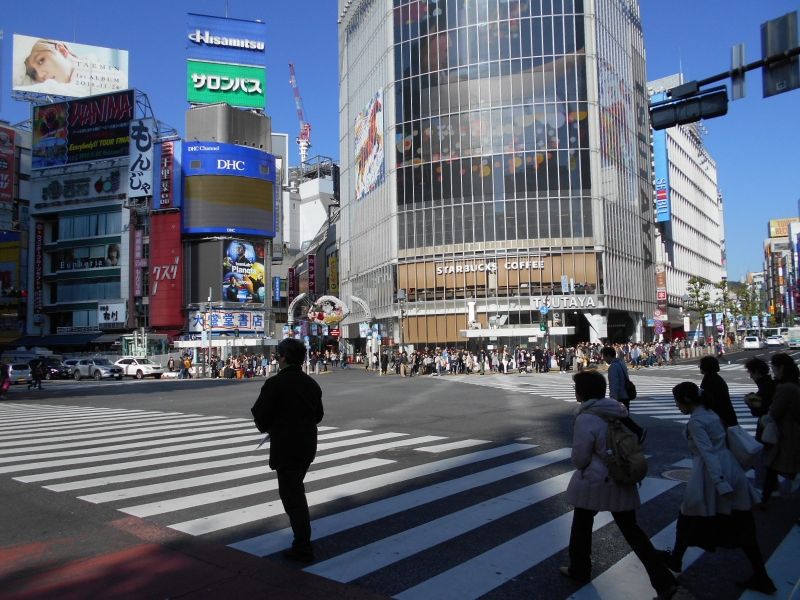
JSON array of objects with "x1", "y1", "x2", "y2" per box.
[{"x1": 599, "y1": 416, "x2": 647, "y2": 486}]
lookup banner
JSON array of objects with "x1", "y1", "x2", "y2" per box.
[
  {"x1": 149, "y1": 213, "x2": 184, "y2": 328},
  {"x1": 31, "y1": 89, "x2": 135, "y2": 169},
  {"x1": 0, "y1": 127, "x2": 16, "y2": 202},
  {"x1": 128, "y1": 118, "x2": 155, "y2": 200},
  {"x1": 354, "y1": 90, "x2": 385, "y2": 200},
  {"x1": 307, "y1": 254, "x2": 316, "y2": 295},
  {"x1": 287, "y1": 267, "x2": 296, "y2": 303},
  {"x1": 651, "y1": 93, "x2": 671, "y2": 223},
  {"x1": 272, "y1": 276, "x2": 281, "y2": 303},
  {"x1": 189, "y1": 309, "x2": 265, "y2": 332},
  {"x1": 12, "y1": 34, "x2": 128, "y2": 99},
  {"x1": 222, "y1": 239, "x2": 266, "y2": 304},
  {"x1": 157, "y1": 141, "x2": 176, "y2": 208}
]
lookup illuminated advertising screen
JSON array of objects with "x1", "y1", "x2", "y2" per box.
[
  {"x1": 187, "y1": 60, "x2": 266, "y2": 109},
  {"x1": 31, "y1": 89, "x2": 135, "y2": 169},
  {"x1": 149, "y1": 212, "x2": 184, "y2": 328},
  {"x1": 12, "y1": 34, "x2": 129, "y2": 99},
  {"x1": 222, "y1": 239, "x2": 266, "y2": 304},
  {"x1": 0, "y1": 127, "x2": 16, "y2": 203},
  {"x1": 186, "y1": 13, "x2": 266, "y2": 66},
  {"x1": 354, "y1": 90, "x2": 384, "y2": 200},
  {"x1": 182, "y1": 141, "x2": 276, "y2": 237}
]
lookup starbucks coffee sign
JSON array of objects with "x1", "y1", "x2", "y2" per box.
[{"x1": 436, "y1": 259, "x2": 545, "y2": 275}]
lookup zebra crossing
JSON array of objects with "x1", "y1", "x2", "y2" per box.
[
  {"x1": 0, "y1": 401, "x2": 699, "y2": 599},
  {"x1": 435, "y1": 373, "x2": 760, "y2": 435}
]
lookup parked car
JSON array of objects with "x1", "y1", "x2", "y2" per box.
[
  {"x1": 72, "y1": 358, "x2": 124, "y2": 381},
  {"x1": 30, "y1": 357, "x2": 71, "y2": 380},
  {"x1": 7, "y1": 363, "x2": 32, "y2": 385},
  {"x1": 742, "y1": 335, "x2": 764, "y2": 350},
  {"x1": 114, "y1": 357, "x2": 164, "y2": 379},
  {"x1": 766, "y1": 335, "x2": 785, "y2": 347}
]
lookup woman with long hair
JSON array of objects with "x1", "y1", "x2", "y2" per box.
[{"x1": 760, "y1": 353, "x2": 800, "y2": 508}]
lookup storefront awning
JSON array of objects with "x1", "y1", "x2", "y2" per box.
[{"x1": 7, "y1": 333, "x2": 103, "y2": 348}]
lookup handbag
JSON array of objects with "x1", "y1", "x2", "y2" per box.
[
  {"x1": 760, "y1": 415, "x2": 779, "y2": 445},
  {"x1": 624, "y1": 378, "x2": 637, "y2": 400},
  {"x1": 726, "y1": 425, "x2": 763, "y2": 468}
]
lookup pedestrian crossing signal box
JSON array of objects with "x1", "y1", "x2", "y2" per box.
[
  {"x1": 539, "y1": 323, "x2": 547, "y2": 332},
  {"x1": 234, "y1": 328, "x2": 240, "y2": 337}
]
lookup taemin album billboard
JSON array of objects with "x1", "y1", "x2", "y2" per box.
[{"x1": 12, "y1": 34, "x2": 128, "y2": 99}]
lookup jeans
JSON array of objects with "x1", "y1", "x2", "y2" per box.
[
  {"x1": 569, "y1": 507, "x2": 675, "y2": 593},
  {"x1": 277, "y1": 466, "x2": 312, "y2": 552}
]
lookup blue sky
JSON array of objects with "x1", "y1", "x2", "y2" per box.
[{"x1": 1, "y1": 0, "x2": 798, "y2": 282}]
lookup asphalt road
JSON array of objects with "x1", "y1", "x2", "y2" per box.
[{"x1": 1, "y1": 351, "x2": 798, "y2": 599}]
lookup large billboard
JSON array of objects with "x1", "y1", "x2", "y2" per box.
[
  {"x1": 769, "y1": 217, "x2": 800, "y2": 238},
  {"x1": 182, "y1": 141, "x2": 276, "y2": 237},
  {"x1": 31, "y1": 89, "x2": 135, "y2": 169},
  {"x1": 651, "y1": 93, "x2": 671, "y2": 223},
  {"x1": 12, "y1": 35, "x2": 128, "y2": 99},
  {"x1": 187, "y1": 60, "x2": 265, "y2": 109},
  {"x1": 30, "y1": 166, "x2": 125, "y2": 208},
  {"x1": 149, "y1": 212, "x2": 184, "y2": 328},
  {"x1": 0, "y1": 126, "x2": 15, "y2": 202},
  {"x1": 222, "y1": 239, "x2": 266, "y2": 304},
  {"x1": 354, "y1": 90, "x2": 384, "y2": 200},
  {"x1": 186, "y1": 13, "x2": 266, "y2": 67}
]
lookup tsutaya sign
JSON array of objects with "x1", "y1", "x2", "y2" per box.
[
  {"x1": 436, "y1": 259, "x2": 545, "y2": 275},
  {"x1": 530, "y1": 295, "x2": 598, "y2": 309}
]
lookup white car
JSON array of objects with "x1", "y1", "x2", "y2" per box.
[
  {"x1": 114, "y1": 357, "x2": 164, "y2": 379},
  {"x1": 742, "y1": 336, "x2": 764, "y2": 350},
  {"x1": 766, "y1": 335, "x2": 785, "y2": 347}
]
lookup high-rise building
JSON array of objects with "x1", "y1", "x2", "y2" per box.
[
  {"x1": 338, "y1": 0, "x2": 656, "y2": 348},
  {"x1": 648, "y1": 74, "x2": 725, "y2": 339}
]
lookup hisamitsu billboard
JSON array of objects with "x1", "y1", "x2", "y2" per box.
[{"x1": 187, "y1": 13, "x2": 266, "y2": 66}]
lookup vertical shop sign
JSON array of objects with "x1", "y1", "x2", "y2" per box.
[
  {"x1": 128, "y1": 118, "x2": 155, "y2": 199},
  {"x1": 0, "y1": 126, "x2": 16, "y2": 203},
  {"x1": 307, "y1": 254, "x2": 316, "y2": 295},
  {"x1": 159, "y1": 141, "x2": 174, "y2": 207},
  {"x1": 287, "y1": 267, "x2": 296, "y2": 303},
  {"x1": 655, "y1": 264, "x2": 668, "y2": 321},
  {"x1": 134, "y1": 228, "x2": 146, "y2": 297},
  {"x1": 273, "y1": 276, "x2": 281, "y2": 303},
  {"x1": 33, "y1": 222, "x2": 44, "y2": 316}
]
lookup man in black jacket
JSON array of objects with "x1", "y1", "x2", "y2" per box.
[{"x1": 251, "y1": 338, "x2": 324, "y2": 562}]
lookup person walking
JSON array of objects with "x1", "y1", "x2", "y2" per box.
[
  {"x1": 251, "y1": 338, "x2": 324, "y2": 563},
  {"x1": 602, "y1": 346, "x2": 646, "y2": 443},
  {"x1": 698, "y1": 356, "x2": 738, "y2": 428},
  {"x1": 27, "y1": 358, "x2": 44, "y2": 391},
  {"x1": 759, "y1": 353, "x2": 800, "y2": 509},
  {"x1": 658, "y1": 382, "x2": 775, "y2": 594},
  {"x1": 560, "y1": 370, "x2": 677, "y2": 599},
  {"x1": 0, "y1": 362, "x2": 11, "y2": 400}
]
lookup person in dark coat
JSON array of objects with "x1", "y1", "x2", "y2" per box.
[
  {"x1": 251, "y1": 338, "x2": 324, "y2": 562},
  {"x1": 743, "y1": 357, "x2": 776, "y2": 443},
  {"x1": 699, "y1": 356, "x2": 738, "y2": 428}
]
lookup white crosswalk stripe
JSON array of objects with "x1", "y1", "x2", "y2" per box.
[
  {"x1": 0, "y1": 402, "x2": 788, "y2": 600},
  {"x1": 433, "y1": 373, "x2": 759, "y2": 435}
]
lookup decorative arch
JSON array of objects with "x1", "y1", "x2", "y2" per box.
[
  {"x1": 286, "y1": 292, "x2": 308, "y2": 326},
  {"x1": 349, "y1": 295, "x2": 372, "y2": 321}
]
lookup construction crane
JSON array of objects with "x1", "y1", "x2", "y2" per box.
[{"x1": 288, "y1": 63, "x2": 312, "y2": 164}]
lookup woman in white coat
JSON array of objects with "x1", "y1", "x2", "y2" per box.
[
  {"x1": 561, "y1": 370, "x2": 677, "y2": 599},
  {"x1": 658, "y1": 382, "x2": 775, "y2": 595}
]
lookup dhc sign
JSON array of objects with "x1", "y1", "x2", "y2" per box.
[{"x1": 183, "y1": 141, "x2": 273, "y2": 180}]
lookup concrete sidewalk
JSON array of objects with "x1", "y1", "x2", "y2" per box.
[{"x1": 1, "y1": 514, "x2": 388, "y2": 600}]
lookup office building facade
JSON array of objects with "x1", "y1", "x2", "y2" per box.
[{"x1": 338, "y1": 0, "x2": 656, "y2": 347}]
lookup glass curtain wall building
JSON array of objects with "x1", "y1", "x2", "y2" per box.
[{"x1": 338, "y1": 0, "x2": 656, "y2": 347}]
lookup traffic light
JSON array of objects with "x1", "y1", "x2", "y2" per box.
[
  {"x1": 539, "y1": 323, "x2": 547, "y2": 332},
  {"x1": 649, "y1": 86, "x2": 729, "y2": 130},
  {"x1": 234, "y1": 328, "x2": 240, "y2": 338}
]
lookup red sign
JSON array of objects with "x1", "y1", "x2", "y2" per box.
[
  {"x1": 656, "y1": 289, "x2": 667, "y2": 301},
  {"x1": 330, "y1": 328, "x2": 340, "y2": 338},
  {"x1": 148, "y1": 213, "x2": 184, "y2": 328},
  {"x1": 0, "y1": 126, "x2": 16, "y2": 203}
]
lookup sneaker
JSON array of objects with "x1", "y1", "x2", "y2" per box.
[
  {"x1": 281, "y1": 547, "x2": 314, "y2": 563},
  {"x1": 736, "y1": 575, "x2": 776, "y2": 595},
  {"x1": 559, "y1": 565, "x2": 590, "y2": 583}
]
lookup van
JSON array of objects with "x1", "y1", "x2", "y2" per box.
[{"x1": 788, "y1": 327, "x2": 800, "y2": 349}]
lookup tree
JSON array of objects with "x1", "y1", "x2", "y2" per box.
[
  {"x1": 685, "y1": 276, "x2": 712, "y2": 340},
  {"x1": 738, "y1": 282, "x2": 764, "y2": 333}
]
